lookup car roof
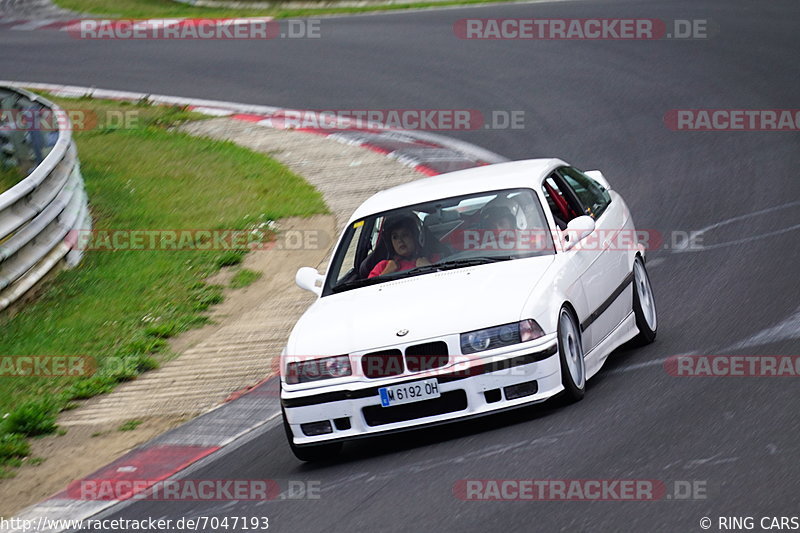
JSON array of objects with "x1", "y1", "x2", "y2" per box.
[{"x1": 349, "y1": 158, "x2": 567, "y2": 221}]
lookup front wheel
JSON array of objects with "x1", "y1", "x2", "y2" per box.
[
  {"x1": 631, "y1": 257, "x2": 657, "y2": 346},
  {"x1": 282, "y1": 409, "x2": 342, "y2": 462},
  {"x1": 557, "y1": 306, "x2": 585, "y2": 402}
]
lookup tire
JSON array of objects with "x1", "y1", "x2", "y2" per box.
[
  {"x1": 557, "y1": 306, "x2": 585, "y2": 402},
  {"x1": 282, "y1": 409, "x2": 343, "y2": 462},
  {"x1": 631, "y1": 256, "x2": 657, "y2": 346}
]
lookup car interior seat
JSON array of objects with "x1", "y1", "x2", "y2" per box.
[{"x1": 544, "y1": 182, "x2": 570, "y2": 230}]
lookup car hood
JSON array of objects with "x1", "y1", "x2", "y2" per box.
[{"x1": 288, "y1": 256, "x2": 555, "y2": 356}]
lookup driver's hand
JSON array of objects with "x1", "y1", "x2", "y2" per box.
[
  {"x1": 416, "y1": 257, "x2": 431, "y2": 267},
  {"x1": 381, "y1": 260, "x2": 399, "y2": 275}
]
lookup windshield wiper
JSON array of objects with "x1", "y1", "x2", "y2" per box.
[
  {"x1": 394, "y1": 256, "x2": 514, "y2": 277},
  {"x1": 330, "y1": 276, "x2": 386, "y2": 293},
  {"x1": 441, "y1": 256, "x2": 514, "y2": 267}
]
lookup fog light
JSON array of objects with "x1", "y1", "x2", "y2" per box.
[
  {"x1": 301, "y1": 420, "x2": 333, "y2": 436},
  {"x1": 503, "y1": 380, "x2": 538, "y2": 400}
]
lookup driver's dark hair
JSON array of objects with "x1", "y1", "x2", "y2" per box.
[
  {"x1": 481, "y1": 206, "x2": 516, "y2": 227},
  {"x1": 383, "y1": 214, "x2": 419, "y2": 240}
]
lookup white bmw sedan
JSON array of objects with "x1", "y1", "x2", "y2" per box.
[{"x1": 281, "y1": 159, "x2": 657, "y2": 461}]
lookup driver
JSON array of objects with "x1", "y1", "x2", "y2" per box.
[
  {"x1": 480, "y1": 206, "x2": 517, "y2": 231},
  {"x1": 368, "y1": 214, "x2": 439, "y2": 278}
]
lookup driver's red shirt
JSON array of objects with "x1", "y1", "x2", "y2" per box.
[{"x1": 368, "y1": 254, "x2": 441, "y2": 279}]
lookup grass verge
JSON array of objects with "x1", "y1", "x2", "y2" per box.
[
  {"x1": 118, "y1": 420, "x2": 143, "y2": 431},
  {"x1": 0, "y1": 164, "x2": 24, "y2": 195},
  {"x1": 230, "y1": 268, "x2": 263, "y2": 288},
  {"x1": 54, "y1": 0, "x2": 522, "y2": 19},
  {"x1": 0, "y1": 93, "x2": 327, "y2": 473}
]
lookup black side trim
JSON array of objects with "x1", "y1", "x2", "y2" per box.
[
  {"x1": 580, "y1": 271, "x2": 634, "y2": 332},
  {"x1": 281, "y1": 344, "x2": 557, "y2": 408}
]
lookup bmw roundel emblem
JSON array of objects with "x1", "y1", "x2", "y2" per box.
[{"x1": 396, "y1": 329, "x2": 409, "y2": 337}]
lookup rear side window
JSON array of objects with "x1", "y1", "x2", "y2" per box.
[{"x1": 558, "y1": 167, "x2": 612, "y2": 219}]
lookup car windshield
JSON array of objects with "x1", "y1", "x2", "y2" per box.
[{"x1": 323, "y1": 188, "x2": 555, "y2": 295}]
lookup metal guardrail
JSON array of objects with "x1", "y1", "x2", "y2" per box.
[{"x1": 0, "y1": 86, "x2": 91, "y2": 311}]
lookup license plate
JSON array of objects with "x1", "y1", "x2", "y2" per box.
[{"x1": 379, "y1": 378, "x2": 440, "y2": 407}]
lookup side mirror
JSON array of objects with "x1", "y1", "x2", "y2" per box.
[
  {"x1": 584, "y1": 170, "x2": 612, "y2": 191},
  {"x1": 563, "y1": 216, "x2": 596, "y2": 251},
  {"x1": 296, "y1": 267, "x2": 323, "y2": 296}
]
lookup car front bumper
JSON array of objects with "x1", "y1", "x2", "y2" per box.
[{"x1": 281, "y1": 337, "x2": 563, "y2": 446}]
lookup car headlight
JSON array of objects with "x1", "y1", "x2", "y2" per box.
[
  {"x1": 460, "y1": 319, "x2": 545, "y2": 354},
  {"x1": 285, "y1": 355, "x2": 352, "y2": 384}
]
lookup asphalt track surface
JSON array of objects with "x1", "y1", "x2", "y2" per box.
[{"x1": 2, "y1": 0, "x2": 800, "y2": 531}]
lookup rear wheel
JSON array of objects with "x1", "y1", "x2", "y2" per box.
[
  {"x1": 631, "y1": 257, "x2": 657, "y2": 345},
  {"x1": 282, "y1": 409, "x2": 342, "y2": 462},
  {"x1": 557, "y1": 306, "x2": 585, "y2": 402}
]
